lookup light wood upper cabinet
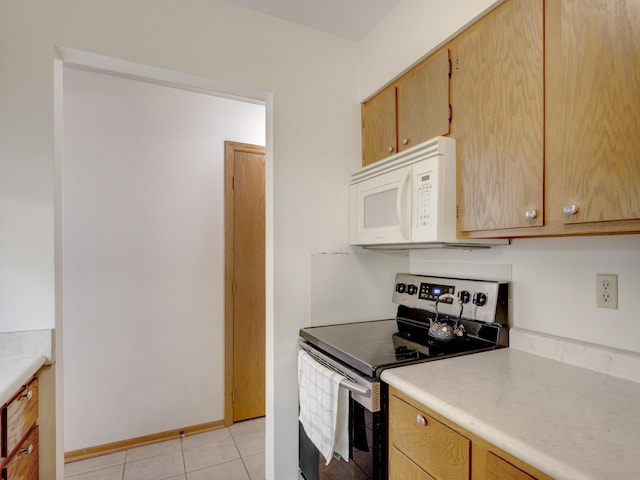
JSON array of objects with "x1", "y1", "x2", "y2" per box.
[
  {"x1": 546, "y1": 0, "x2": 640, "y2": 226},
  {"x1": 396, "y1": 49, "x2": 451, "y2": 153},
  {"x1": 362, "y1": 85, "x2": 397, "y2": 166},
  {"x1": 360, "y1": 0, "x2": 640, "y2": 237},
  {"x1": 450, "y1": 0, "x2": 544, "y2": 232},
  {"x1": 361, "y1": 49, "x2": 451, "y2": 166}
]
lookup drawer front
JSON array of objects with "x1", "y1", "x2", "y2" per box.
[
  {"x1": 389, "y1": 394, "x2": 470, "y2": 480},
  {"x1": 6, "y1": 379, "x2": 38, "y2": 456},
  {"x1": 2, "y1": 426, "x2": 38, "y2": 480},
  {"x1": 389, "y1": 446, "x2": 436, "y2": 480},
  {"x1": 486, "y1": 452, "x2": 537, "y2": 480}
]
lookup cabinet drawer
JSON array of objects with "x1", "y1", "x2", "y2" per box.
[
  {"x1": 389, "y1": 394, "x2": 469, "y2": 480},
  {"x1": 2, "y1": 426, "x2": 38, "y2": 480},
  {"x1": 486, "y1": 451, "x2": 537, "y2": 480},
  {"x1": 4, "y1": 378, "x2": 38, "y2": 457},
  {"x1": 389, "y1": 446, "x2": 436, "y2": 480}
]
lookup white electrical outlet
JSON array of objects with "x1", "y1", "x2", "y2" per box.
[{"x1": 596, "y1": 273, "x2": 618, "y2": 309}]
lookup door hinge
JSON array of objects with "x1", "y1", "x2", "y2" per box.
[{"x1": 449, "y1": 104, "x2": 453, "y2": 123}]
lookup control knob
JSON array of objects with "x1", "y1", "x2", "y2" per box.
[
  {"x1": 407, "y1": 284, "x2": 418, "y2": 295},
  {"x1": 458, "y1": 290, "x2": 471, "y2": 304},
  {"x1": 395, "y1": 283, "x2": 406, "y2": 294},
  {"x1": 473, "y1": 292, "x2": 487, "y2": 306}
]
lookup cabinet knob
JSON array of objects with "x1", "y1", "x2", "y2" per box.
[
  {"x1": 563, "y1": 204, "x2": 578, "y2": 215},
  {"x1": 416, "y1": 415, "x2": 428, "y2": 426},
  {"x1": 387, "y1": 145, "x2": 394, "y2": 153},
  {"x1": 401, "y1": 138, "x2": 409, "y2": 145},
  {"x1": 525, "y1": 209, "x2": 538, "y2": 220},
  {"x1": 21, "y1": 444, "x2": 34, "y2": 455},
  {"x1": 22, "y1": 389, "x2": 33, "y2": 401}
]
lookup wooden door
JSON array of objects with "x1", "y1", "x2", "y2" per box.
[
  {"x1": 451, "y1": 0, "x2": 544, "y2": 232},
  {"x1": 397, "y1": 48, "x2": 451, "y2": 152},
  {"x1": 546, "y1": 0, "x2": 640, "y2": 225},
  {"x1": 224, "y1": 141, "x2": 265, "y2": 424},
  {"x1": 362, "y1": 85, "x2": 397, "y2": 166}
]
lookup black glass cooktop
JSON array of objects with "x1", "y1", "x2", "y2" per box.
[{"x1": 299, "y1": 318, "x2": 496, "y2": 378}]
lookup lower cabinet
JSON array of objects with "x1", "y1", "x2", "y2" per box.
[
  {"x1": 2, "y1": 427, "x2": 39, "y2": 480},
  {"x1": 485, "y1": 452, "x2": 536, "y2": 480},
  {"x1": 1, "y1": 377, "x2": 39, "y2": 480},
  {"x1": 389, "y1": 387, "x2": 552, "y2": 480},
  {"x1": 389, "y1": 447, "x2": 435, "y2": 480}
]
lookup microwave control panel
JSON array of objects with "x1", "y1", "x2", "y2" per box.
[
  {"x1": 411, "y1": 155, "x2": 445, "y2": 242},
  {"x1": 416, "y1": 172, "x2": 434, "y2": 229},
  {"x1": 417, "y1": 172, "x2": 434, "y2": 228}
]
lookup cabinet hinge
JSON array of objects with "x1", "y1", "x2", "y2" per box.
[{"x1": 449, "y1": 104, "x2": 453, "y2": 123}]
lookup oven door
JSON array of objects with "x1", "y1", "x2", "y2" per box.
[{"x1": 299, "y1": 391, "x2": 387, "y2": 480}]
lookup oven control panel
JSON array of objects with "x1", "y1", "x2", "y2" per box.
[
  {"x1": 418, "y1": 282, "x2": 455, "y2": 302},
  {"x1": 392, "y1": 273, "x2": 508, "y2": 324}
]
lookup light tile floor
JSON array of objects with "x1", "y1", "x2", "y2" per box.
[{"x1": 64, "y1": 417, "x2": 265, "y2": 480}]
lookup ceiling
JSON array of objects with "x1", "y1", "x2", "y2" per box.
[{"x1": 222, "y1": 0, "x2": 401, "y2": 41}]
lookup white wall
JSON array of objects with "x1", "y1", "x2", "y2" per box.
[
  {"x1": 410, "y1": 236, "x2": 640, "y2": 354},
  {"x1": 358, "y1": 0, "x2": 502, "y2": 98},
  {"x1": 1, "y1": 1, "x2": 361, "y2": 478},
  {"x1": 359, "y1": 0, "x2": 640, "y2": 355},
  {"x1": 62, "y1": 67, "x2": 265, "y2": 450}
]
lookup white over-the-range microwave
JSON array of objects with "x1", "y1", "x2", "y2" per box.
[{"x1": 349, "y1": 136, "x2": 508, "y2": 248}]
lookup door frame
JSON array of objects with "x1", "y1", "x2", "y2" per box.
[
  {"x1": 54, "y1": 48, "x2": 273, "y2": 479},
  {"x1": 224, "y1": 140, "x2": 266, "y2": 426}
]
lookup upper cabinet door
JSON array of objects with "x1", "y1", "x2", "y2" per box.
[
  {"x1": 546, "y1": 0, "x2": 640, "y2": 225},
  {"x1": 396, "y1": 48, "x2": 451, "y2": 152},
  {"x1": 451, "y1": 0, "x2": 544, "y2": 232},
  {"x1": 362, "y1": 86, "x2": 397, "y2": 166}
]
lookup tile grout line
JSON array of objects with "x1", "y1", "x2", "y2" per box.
[
  {"x1": 229, "y1": 427, "x2": 253, "y2": 480},
  {"x1": 122, "y1": 447, "x2": 127, "y2": 480},
  {"x1": 180, "y1": 435, "x2": 187, "y2": 479}
]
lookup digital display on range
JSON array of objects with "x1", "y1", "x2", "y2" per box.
[{"x1": 419, "y1": 282, "x2": 455, "y2": 302}]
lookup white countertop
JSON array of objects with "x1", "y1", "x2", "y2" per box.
[
  {"x1": 0, "y1": 355, "x2": 46, "y2": 406},
  {"x1": 381, "y1": 348, "x2": 640, "y2": 480}
]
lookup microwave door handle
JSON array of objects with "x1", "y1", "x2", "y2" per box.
[{"x1": 396, "y1": 168, "x2": 411, "y2": 240}]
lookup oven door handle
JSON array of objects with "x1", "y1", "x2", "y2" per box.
[{"x1": 340, "y1": 379, "x2": 370, "y2": 397}]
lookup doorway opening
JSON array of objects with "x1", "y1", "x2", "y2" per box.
[{"x1": 53, "y1": 47, "x2": 273, "y2": 477}]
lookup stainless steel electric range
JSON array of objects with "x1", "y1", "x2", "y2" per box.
[{"x1": 298, "y1": 273, "x2": 509, "y2": 480}]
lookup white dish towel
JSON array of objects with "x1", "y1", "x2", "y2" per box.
[{"x1": 297, "y1": 349, "x2": 349, "y2": 465}]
